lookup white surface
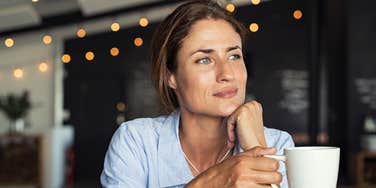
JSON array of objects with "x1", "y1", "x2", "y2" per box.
[
  {"x1": 0, "y1": 40, "x2": 56, "y2": 133},
  {"x1": 40, "y1": 126, "x2": 74, "y2": 188},
  {"x1": 281, "y1": 147, "x2": 340, "y2": 188}
]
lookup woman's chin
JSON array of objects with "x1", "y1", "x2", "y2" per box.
[{"x1": 216, "y1": 103, "x2": 241, "y2": 117}]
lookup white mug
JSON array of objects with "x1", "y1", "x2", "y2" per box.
[{"x1": 265, "y1": 146, "x2": 340, "y2": 188}]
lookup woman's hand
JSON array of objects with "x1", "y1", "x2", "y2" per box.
[
  {"x1": 186, "y1": 147, "x2": 282, "y2": 188},
  {"x1": 226, "y1": 101, "x2": 266, "y2": 150}
]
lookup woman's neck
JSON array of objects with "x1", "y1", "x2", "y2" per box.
[{"x1": 179, "y1": 108, "x2": 231, "y2": 173}]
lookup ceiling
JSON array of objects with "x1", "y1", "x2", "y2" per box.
[
  {"x1": 0, "y1": 0, "x2": 263, "y2": 39},
  {"x1": 0, "y1": 0, "x2": 163, "y2": 35}
]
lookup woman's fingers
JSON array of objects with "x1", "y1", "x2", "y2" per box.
[
  {"x1": 188, "y1": 146, "x2": 281, "y2": 188},
  {"x1": 249, "y1": 157, "x2": 280, "y2": 172},
  {"x1": 243, "y1": 146, "x2": 277, "y2": 157},
  {"x1": 251, "y1": 171, "x2": 283, "y2": 185},
  {"x1": 226, "y1": 116, "x2": 237, "y2": 142},
  {"x1": 225, "y1": 100, "x2": 267, "y2": 150},
  {"x1": 238, "y1": 147, "x2": 282, "y2": 185},
  {"x1": 239, "y1": 147, "x2": 279, "y2": 170},
  {"x1": 234, "y1": 182, "x2": 275, "y2": 188}
]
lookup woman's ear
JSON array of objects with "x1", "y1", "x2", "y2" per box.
[{"x1": 167, "y1": 71, "x2": 177, "y2": 89}]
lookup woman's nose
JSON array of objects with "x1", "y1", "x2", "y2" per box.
[{"x1": 216, "y1": 60, "x2": 235, "y2": 83}]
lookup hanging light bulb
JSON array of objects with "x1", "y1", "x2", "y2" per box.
[
  {"x1": 110, "y1": 47, "x2": 120, "y2": 56},
  {"x1": 251, "y1": 0, "x2": 261, "y2": 5},
  {"x1": 134, "y1": 37, "x2": 143, "y2": 47},
  {"x1": 249, "y1": 23, "x2": 259, "y2": 32},
  {"x1": 61, "y1": 54, "x2": 71, "y2": 63},
  {"x1": 13, "y1": 68, "x2": 24, "y2": 79},
  {"x1": 85, "y1": 51, "x2": 95, "y2": 61},
  {"x1": 139, "y1": 18, "x2": 149, "y2": 27},
  {"x1": 293, "y1": 10, "x2": 303, "y2": 20},
  {"x1": 39, "y1": 62, "x2": 48, "y2": 72},
  {"x1": 111, "y1": 22, "x2": 120, "y2": 32},
  {"x1": 226, "y1": 3, "x2": 235, "y2": 13},
  {"x1": 42, "y1": 35, "x2": 52, "y2": 45},
  {"x1": 4, "y1": 38, "x2": 14, "y2": 48},
  {"x1": 77, "y1": 28, "x2": 86, "y2": 38}
]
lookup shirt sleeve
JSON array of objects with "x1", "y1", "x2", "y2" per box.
[
  {"x1": 100, "y1": 123, "x2": 147, "y2": 188},
  {"x1": 275, "y1": 131, "x2": 295, "y2": 188}
]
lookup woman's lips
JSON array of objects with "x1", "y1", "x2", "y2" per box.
[{"x1": 213, "y1": 88, "x2": 238, "y2": 98}]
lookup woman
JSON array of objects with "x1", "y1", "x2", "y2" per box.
[{"x1": 101, "y1": 0, "x2": 294, "y2": 187}]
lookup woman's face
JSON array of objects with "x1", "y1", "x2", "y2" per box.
[{"x1": 168, "y1": 18, "x2": 247, "y2": 117}]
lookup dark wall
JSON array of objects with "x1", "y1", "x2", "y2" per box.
[
  {"x1": 235, "y1": 0, "x2": 311, "y2": 143},
  {"x1": 64, "y1": 23, "x2": 160, "y2": 184},
  {"x1": 346, "y1": 0, "x2": 376, "y2": 183},
  {"x1": 347, "y1": 0, "x2": 376, "y2": 151}
]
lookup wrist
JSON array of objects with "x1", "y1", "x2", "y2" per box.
[{"x1": 185, "y1": 167, "x2": 216, "y2": 188}]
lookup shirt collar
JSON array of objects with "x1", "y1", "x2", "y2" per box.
[{"x1": 158, "y1": 110, "x2": 194, "y2": 187}]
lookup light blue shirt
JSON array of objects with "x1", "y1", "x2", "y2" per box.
[{"x1": 101, "y1": 110, "x2": 294, "y2": 188}]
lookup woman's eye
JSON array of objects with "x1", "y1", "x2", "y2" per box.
[
  {"x1": 229, "y1": 54, "x2": 241, "y2": 61},
  {"x1": 196, "y1": 57, "x2": 211, "y2": 64}
]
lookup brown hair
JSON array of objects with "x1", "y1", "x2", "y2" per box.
[{"x1": 151, "y1": 0, "x2": 247, "y2": 113}]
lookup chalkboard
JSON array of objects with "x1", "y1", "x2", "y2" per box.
[{"x1": 354, "y1": 78, "x2": 376, "y2": 110}]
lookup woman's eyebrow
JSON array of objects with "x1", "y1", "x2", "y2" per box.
[
  {"x1": 190, "y1": 45, "x2": 241, "y2": 56},
  {"x1": 190, "y1": 49, "x2": 214, "y2": 56},
  {"x1": 226, "y1": 45, "x2": 241, "y2": 52}
]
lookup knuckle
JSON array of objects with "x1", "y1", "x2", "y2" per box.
[
  {"x1": 247, "y1": 101, "x2": 256, "y2": 108},
  {"x1": 253, "y1": 146, "x2": 263, "y2": 154},
  {"x1": 236, "y1": 157, "x2": 248, "y2": 166},
  {"x1": 240, "y1": 106, "x2": 250, "y2": 113},
  {"x1": 271, "y1": 160, "x2": 280, "y2": 170},
  {"x1": 233, "y1": 156, "x2": 244, "y2": 165},
  {"x1": 244, "y1": 102, "x2": 254, "y2": 108},
  {"x1": 252, "y1": 101, "x2": 260, "y2": 107}
]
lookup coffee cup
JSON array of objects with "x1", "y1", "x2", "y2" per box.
[{"x1": 265, "y1": 146, "x2": 340, "y2": 188}]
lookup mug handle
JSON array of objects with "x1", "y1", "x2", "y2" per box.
[{"x1": 264, "y1": 155, "x2": 287, "y2": 188}]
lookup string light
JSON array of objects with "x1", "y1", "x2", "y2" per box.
[
  {"x1": 13, "y1": 68, "x2": 24, "y2": 79},
  {"x1": 61, "y1": 54, "x2": 71, "y2": 63},
  {"x1": 38, "y1": 62, "x2": 48, "y2": 72},
  {"x1": 251, "y1": 0, "x2": 261, "y2": 5},
  {"x1": 139, "y1": 18, "x2": 149, "y2": 27},
  {"x1": 77, "y1": 28, "x2": 86, "y2": 38},
  {"x1": 226, "y1": 3, "x2": 235, "y2": 13},
  {"x1": 110, "y1": 47, "x2": 119, "y2": 56},
  {"x1": 42, "y1": 35, "x2": 52, "y2": 45},
  {"x1": 111, "y1": 22, "x2": 120, "y2": 32},
  {"x1": 4, "y1": 38, "x2": 14, "y2": 48},
  {"x1": 249, "y1": 23, "x2": 259, "y2": 32},
  {"x1": 85, "y1": 51, "x2": 95, "y2": 61},
  {"x1": 293, "y1": 10, "x2": 303, "y2": 20},
  {"x1": 134, "y1": 37, "x2": 143, "y2": 47}
]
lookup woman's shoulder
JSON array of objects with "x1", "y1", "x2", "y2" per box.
[{"x1": 117, "y1": 114, "x2": 170, "y2": 136}]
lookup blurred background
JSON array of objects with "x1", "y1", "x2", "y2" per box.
[{"x1": 0, "y1": 0, "x2": 375, "y2": 187}]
